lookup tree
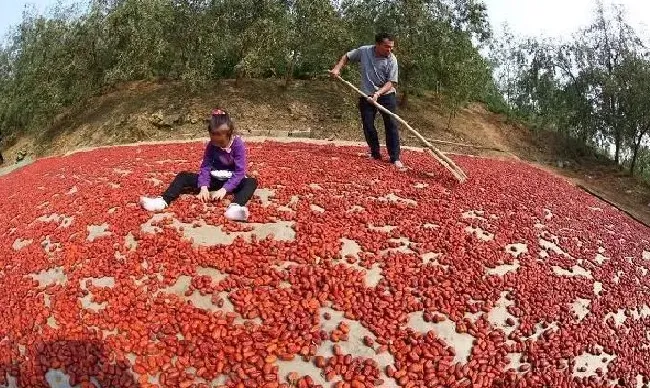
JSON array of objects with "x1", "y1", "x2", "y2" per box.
[{"x1": 615, "y1": 54, "x2": 650, "y2": 175}]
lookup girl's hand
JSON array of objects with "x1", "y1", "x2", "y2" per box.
[
  {"x1": 210, "y1": 188, "x2": 227, "y2": 201},
  {"x1": 197, "y1": 186, "x2": 210, "y2": 202}
]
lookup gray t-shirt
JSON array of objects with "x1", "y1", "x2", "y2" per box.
[{"x1": 346, "y1": 45, "x2": 398, "y2": 96}]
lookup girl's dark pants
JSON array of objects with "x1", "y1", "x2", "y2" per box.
[{"x1": 162, "y1": 171, "x2": 258, "y2": 206}]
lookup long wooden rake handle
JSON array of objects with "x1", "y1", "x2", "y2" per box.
[{"x1": 333, "y1": 75, "x2": 467, "y2": 182}]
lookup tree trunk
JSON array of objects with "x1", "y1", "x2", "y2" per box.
[
  {"x1": 614, "y1": 130, "x2": 621, "y2": 164},
  {"x1": 630, "y1": 129, "x2": 649, "y2": 175},
  {"x1": 446, "y1": 104, "x2": 457, "y2": 131},
  {"x1": 284, "y1": 50, "x2": 296, "y2": 88}
]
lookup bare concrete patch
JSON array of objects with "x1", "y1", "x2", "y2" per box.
[
  {"x1": 124, "y1": 232, "x2": 137, "y2": 251},
  {"x1": 368, "y1": 224, "x2": 397, "y2": 232},
  {"x1": 382, "y1": 237, "x2": 415, "y2": 255},
  {"x1": 486, "y1": 260, "x2": 520, "y2": 276},
  {"x1": 361, "y1": 264, "x2": 383, "y2": 287},
  {"x1": 604, "y1": 309, "x2": 627, "y2": 328},
  {"x1": 29, "y1": 267, "x2": 67, "y2": 288},
  {"x1": 543, "y1": 209, "x2": 553, "y2": 220},
  {"x1": 506, "y1": 353, "x2": 529, "y2": 374},
  {"x1": 464, "y1": 311, "x2": 483, "y2": 323},
  {"x1": 340, "y1": 238, "x2": 362, "y2": 258},
  {"x1": 462, "y1": 210, "x2": 486, "y2": 220},
  {"x1": 413, "y1": 183, "x2": 428, "y2": 189},
  {"x1": 113, "y1": 168, "x2": 132, "y2": 176},
  {"x1": 465, "y1": 226, "x2": 494, "y2": 241},
  {"x1": 308, "y1": 183, "x2": 323, "y2": 190},
  {"x1": 287, "y1": 195, "x2": 299, "y2": 206},
  {"x1": 505, "y1": 243, "x2": 528, "y2": 258},
  {"x1": 45, "y1": 369, "x2": 74, "y2": 388},
  {"x1": 552, "y1": 265, "x2": 592, "y2": 279},
  {"x1": 407, "y1": 312, "x2": 475, "y2": 364},
  {"x1": 524, "y1": 321, "x2": 559, "y2": 341},
  {"x1": 87, "y1": 223, "x2": 111, "y2": 242},
  {"x1": 594, "y1": 281, "x2": 603, "y2": 295},
  {"x1": 310, "y1": 204, "x2": 325, "y2": 213},
  {"x1": 141, "y1": 213, "x2": 295, "y2": 246},
  {"x1": 488, "y1": 291, "x2": 518, "y2": 337},
  {"x1": 155, "y1": 159, "x2": 188, "y2": 164},
  {"x1": 37, "y1": 213, "x2": 74, "y2": 228},
  {"x1": 572, "y1": 346, "x2": 616, "y2": 379},
  {"x1": 378, "y1": 193, "x2": 417, "y2": 206},
  {"x1": 46, "y1": 316, "x2": 60, "y2": 329},
  {"x1": 67, "y1": 186, "x2": 78, "y2": 195},
  {"x1": 539, "y1": 238, "x2": 565, "y2": 255},
  {"x1": 631, "y1": 305, "x2": 650, "y2": 320},
  {"x1": 571, "y1": 298, "x2": 591, "y2": 322},
  {"x1": 42, "y1": 236, "x2": 62, "y2": 254},
  {"x1": 346, "y1": 205, "x2": 365, "y2": 213},
  {"x1": 108, "y1": 207, "x2": 118, "y2": 214},
  {"x1": 160, "y1": 275, "x2": 258, "y2": 324},
  {"x1": 423, "y1": 223, "x2": 439, "y2": 229},
  {"x1": 644, "y1": 251, "x2": 650, "y2": 260},
  {"x1": 595, "y1": 253, "x2": 609, "y2": 265},
  {"x1": 277, "y1": 358, "x2": 328, "y2": 387},
  {"x1": 254, "y1": 188, "x2": 275, "y2": 207},
  {"x1": 79, "y1": 277, "x2": 115, "y2": 312},
  {"x1": 421, "y1": 252, "x2": 448, "y2": 269},
  {"x1": 338, "y1": 239, "x2": 382, "y2": 286},
  {"x1": 147, "y1": 177, "x2": 163, "y2": 186},
  {"x1": 272, "y1": 261, "x2": 297, "y2": 272},
  {"x1": 317, "y1": 308, "x2": 397, "y2": 387},
  {"x1": 2, "y1": 373, "x2": 18, "y2": 388},
  {"x1": 196, "y1": 267, "x2": 227, "y2": 285},
  {"x1": 12, "y1": 238, "x2": 32, "y2": 251}
]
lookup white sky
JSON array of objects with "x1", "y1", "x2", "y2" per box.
[
  {"x1": 484, "y1": 0, "x2": 650, "y2": 41},
  {"x1": 2, "y1": 1, "x2": 650, "y2": 43}
]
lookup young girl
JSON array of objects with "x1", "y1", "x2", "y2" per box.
[{"x1": 140, "y1": 109, "x2": 258, "y2": 222}]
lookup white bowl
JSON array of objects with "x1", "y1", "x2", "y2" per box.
[{"x1": 210, "y1": 170, "x2": 233, "y2": 180}]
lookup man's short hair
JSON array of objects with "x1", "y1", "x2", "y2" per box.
[{"x1": 375, "y1": 33, "x2": 395, "y2": 44}]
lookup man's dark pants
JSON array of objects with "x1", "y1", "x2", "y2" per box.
[{"x1": 358, "y1": 92, "x2": 400, "y2": 163}]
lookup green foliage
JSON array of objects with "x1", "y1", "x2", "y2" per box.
[
  {"x1": 0, "y1": 0, "x2": 493, "y2": 139},
  {"x1": 490, "y1": 1, "x2": 650, "y2": 179}
]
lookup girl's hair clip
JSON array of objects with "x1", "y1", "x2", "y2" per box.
[{"x1": 212, "y1": 109, "x2": 226, "y2": 116}]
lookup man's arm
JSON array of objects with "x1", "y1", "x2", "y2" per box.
[
  {"x1": 329, "y1": 54, "x2": 348, "y2": 77},
  {"x1": 374, "y1": 81, "x2": 394, "y2": 98},
  {"x1": 330, "y1": 47, "x2": 361, "y2": 77}
]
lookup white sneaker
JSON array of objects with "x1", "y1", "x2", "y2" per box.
[
  {"x1": 224, "y1": 203, "x2": 249, "y2": 222},
  {"x1": 140, "y1": 196, "x2": 168, "y2": 212},
  {"x1": 394, "y1": 160, "x2": 405, "y2": 169}
]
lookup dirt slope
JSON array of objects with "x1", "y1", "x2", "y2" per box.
[{"x1": 3, "y1": 78, "x2": 650, "y2": 225}]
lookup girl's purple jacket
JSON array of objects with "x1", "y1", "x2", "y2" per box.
[{"x1": 197, "y1": 136, "x2": 247, "y2": 192}]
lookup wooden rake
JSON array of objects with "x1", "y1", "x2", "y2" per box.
[{"x1": 333, "y1": 75, "x2": 467, "y2": 183}]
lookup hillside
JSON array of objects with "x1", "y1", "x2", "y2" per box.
[{"x1": 3, "y1": 78, "x2": 650, "y2": 225}]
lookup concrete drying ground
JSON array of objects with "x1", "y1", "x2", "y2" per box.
[{"x1": 1, "y1": 138, "x2": 650, "y2": 387}]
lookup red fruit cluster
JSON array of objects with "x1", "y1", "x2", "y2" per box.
[{"x1": 0, "y1": 140, "x2": 649, "y2": 388}]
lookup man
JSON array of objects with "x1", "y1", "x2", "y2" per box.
[{"x1": 330, "y1": 33, "x2": 403, "y2": 169}]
